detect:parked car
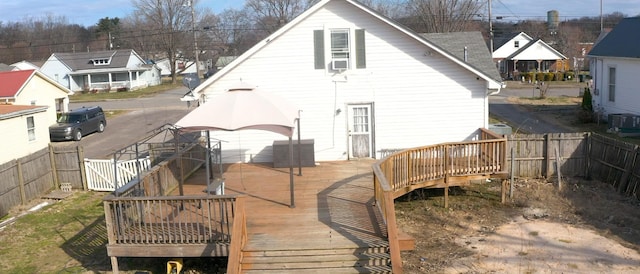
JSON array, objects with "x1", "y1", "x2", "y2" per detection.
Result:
[{"x1": 49, "y1": 106, "x2": 106, "y2": 141}]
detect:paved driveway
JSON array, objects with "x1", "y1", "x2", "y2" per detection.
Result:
[
  {"x1": 52, "y1": 87, "x2": 196, "y2": 159},
  {"x1": 489, "y1": 83, "x2": 584, "y2": 134}
]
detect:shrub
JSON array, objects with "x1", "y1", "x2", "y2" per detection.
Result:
[
  {"x1": 536, "y1": 72, "x2": 545, "y2": 82},
  {"x1": 578, "y1": 87, "x2": 594, "y2": 123},
  {"x1": 565, "y1": 71, "x2": 575, "y2": 81},
  {"x1": 581, "y1": 87, "x2": 593, "y2": 111},
  {"x1": 544, "y1": 73, "x2": 554, "y2": 81}
]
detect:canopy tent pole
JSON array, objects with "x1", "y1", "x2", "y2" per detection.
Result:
[
  {"x1": 289, "y1": 136, "x2": 295, "y2": 208},
  {"x1": 205, "y1": 130, "x2": 211, "y2": 195},
  {"x1": 297, "y1": 117, "x2": 302, "y2": 176}
]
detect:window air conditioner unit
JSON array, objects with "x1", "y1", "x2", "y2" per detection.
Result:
[{"x1": 331, "y1": 58, "x2": 349, "y2": 70}]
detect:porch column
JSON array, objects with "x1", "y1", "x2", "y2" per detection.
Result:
[
  {"x1": 512, "y1": 60, "x2": 519, "y2": 80},
  {"x1": 87, "y1": 74, "x2": 92, "y2": 90},
  {"x1": 108, "y1": 73, "x2": 113, "y2": 91},
  {"x1": 537, "y1": 60, "x2": 542, "y2": 72},
  {"x1": 129, "y1": 71, "x2": 133, "y2": 89}
]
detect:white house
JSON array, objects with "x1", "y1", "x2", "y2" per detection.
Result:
[
  {"x1": 493, "y1": 32, "x2": 567, "y2": 79},
  {"x1": 10, "y1": 60, "x2": 41, "y2": 71},
  {"x1": 190, "y1": 0, "x2": 503, "y2": 163},
  {"x1": 588, "y1": 17, "x2": 640, "y2": 119},
  {"x1": 0, "y1": 69, "x2": 70, "y2": 125},
  {"x1": 40, "y1": 49, "x2": 161, "y2": 93},
  {"x1": 0, "y1": 105, "x2": 51, "y2": 164}
]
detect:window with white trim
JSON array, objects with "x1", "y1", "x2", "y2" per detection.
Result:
[
  {"x1": 331, "y1": 29, "x2": 350, "y2": 60},
  {"x1": 314, "y1": 29, "x2": 366, "y2": 70},
  {"x1": 514, "y1": 41, "x2": 520, "y2": 48},
  {"x1": 27, "y1": 116, "x2": 35, "y2": 141},
  {"x1": 608, "y1": 66, "x2": 616, "y2": 102}
]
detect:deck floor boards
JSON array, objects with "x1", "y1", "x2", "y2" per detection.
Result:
[{"x1": 180, "y1": 160, "x2": 389, "y2": 252}]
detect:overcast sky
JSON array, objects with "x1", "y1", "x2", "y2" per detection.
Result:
[{"x1": 0, "y1": 0, "x2": 637, "y2": 27}]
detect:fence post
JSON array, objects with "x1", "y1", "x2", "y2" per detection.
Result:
[
  {"x1": 585, "y1": 132, "x2": 592, "y2": 179},
  {"x1": 78, "y1": 146, "x2": 88, "y2": 191},
  {"x1": 16, "y1": 160, "x2": 26, "y2": 205},
  {"x1": 545, "y1": 133, "x2": 552, "y2": 178},
  {"x1": 48, "y1": 144, "x2": 59, "y2": 189}
]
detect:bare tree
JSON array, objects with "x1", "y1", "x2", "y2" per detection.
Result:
[
  {"x1": 244, "y1": 0, "x2": 311, "y2": 34},
  {"x1": 130, "y1": 0, "x2": 194, "y2": 84},
  {"x1": 402, "y1": 0, "x2": 486, "y2": 33}
]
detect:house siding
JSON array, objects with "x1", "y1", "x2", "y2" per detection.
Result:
[
  {"x1": 591, "y1": 57, "x2": 640, "y2": 116},
  {"x1": 13, "y1": 75, "x2": 69, "y2": 125},
  {"x1": 40, "y1": 56, "x2": 72, "y2": 89},
  {"x1": 0, "y1": 110, "x2": 50, "y2": 165},
  {"x1": 200, "y1": 0, "x2": 489, "y2": 163}
]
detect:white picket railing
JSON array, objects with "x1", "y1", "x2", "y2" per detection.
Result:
[{"x1": 84, "y1": 157, "x2": 151, "y2": 191}]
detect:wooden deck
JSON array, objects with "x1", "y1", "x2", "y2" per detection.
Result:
[{"x1": 181, "y1": 159, "x2": 390, "y2": 252}]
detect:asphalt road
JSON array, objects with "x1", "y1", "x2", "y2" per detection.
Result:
[
  {"x1": 52, "y1": 87, "x2": 196, "y2": 159},
  {"x1": 489, "y1": 83, "x2": 584, "y2": 134}
]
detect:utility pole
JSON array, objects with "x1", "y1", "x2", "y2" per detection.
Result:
[
  {"x1": 188, "y1": 0, "x2": 201, "y2": 79},
  {"x1": 488, "y1": 0, "x2": 493, "y2": 53},
  {"x1": 600, "y1": 0, "x2": 603, "y2": 31}
]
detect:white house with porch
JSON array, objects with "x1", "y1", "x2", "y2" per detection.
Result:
[
  {"x1": 189, "y1": 0, "x2": 503, "y2": 164},
  {"x1": 493, "y1": 32, "x2": 567, "y2": 79},
  {"x1": 40, "y1": 49, "x2": 161, "y2": 93}
]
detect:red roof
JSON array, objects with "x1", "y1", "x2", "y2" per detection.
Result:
[{"x1": 0, "y1": 70, "x2": 35, "y2": 98}]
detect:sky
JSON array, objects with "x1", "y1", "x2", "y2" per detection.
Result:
[{"x1": 0, "y1": 0, "x2": 638, "y2": 27}]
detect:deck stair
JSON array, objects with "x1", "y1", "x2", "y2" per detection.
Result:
[{"x1": 241, "y1": 242, "x2": 393, "y2": 273}]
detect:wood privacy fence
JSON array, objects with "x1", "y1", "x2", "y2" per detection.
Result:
[
  {"x1": 508, "y1": 132, "x2": 640, "y2": 200},
  {"x1": 0, "y1": 144, "x2": 85, "y2": 217}
]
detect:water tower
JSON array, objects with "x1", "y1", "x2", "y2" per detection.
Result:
[{"x1": 547, "y1": 10, "x2": 559, "y2": 34}]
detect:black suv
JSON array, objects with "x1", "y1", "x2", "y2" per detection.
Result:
[{"x1": 49, "y1": 106, "x2": 106, "y2": 141}]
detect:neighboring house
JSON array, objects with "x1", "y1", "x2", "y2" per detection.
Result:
[
  {"x1": 155, "y1": 58, "x2": 204, "y2": 77},
  {"x1": 191, "y1": 0, "x2": 503, "y2": 163},
  {"x1": 0, "y1": 63, "x2": 13, "y2": 72},
  {"x1": 10, "y1": 60, "x2": 41, "y2": 71},
  {"x1": 39, "y1": 49, "x2": 161, "y2": 93},
  {"x1": 587, "y1": 17, "x2": 640, "y2": 118},
  {"x1": 0, "y1": 105, "x2": 51, "y2": 165},
  {"x1": 0, "y1": 69, "x2": 70, "y2": 124},
  {"x1": 493, "y1": 32, "x2": 567, "y2": 79}
]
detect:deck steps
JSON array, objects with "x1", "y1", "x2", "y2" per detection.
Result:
[{"x1": 241, "y1": 245, "x2": 392, "y2": 273}]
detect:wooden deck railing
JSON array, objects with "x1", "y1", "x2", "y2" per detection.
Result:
[
  {"x1": 226, "y1": 196, "x2": 247, "y2": 274},
  {"x1": 104, "y1": 194, "x2": 241, "y2": 257},
  {"x1": 372, "y1": 128, "x2": 507, "y2": 273}
]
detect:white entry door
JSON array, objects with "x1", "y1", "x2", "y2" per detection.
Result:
[{"x1": 347, "y1": 104, "x2": 373, "y2": 158}]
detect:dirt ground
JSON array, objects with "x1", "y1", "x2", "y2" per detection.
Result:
[
  {"x1": 397, "y1": 95, "x2": 640, "y2": 273},
  {"x1": 396, "y1": 177, "x2": 640, "y2": 273}
]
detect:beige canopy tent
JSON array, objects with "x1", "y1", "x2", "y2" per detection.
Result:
[{"x1": 175, "y1": 83, "x2": 302, "y2": 208}]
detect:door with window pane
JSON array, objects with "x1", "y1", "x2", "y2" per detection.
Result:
[{"x1": 347, "y1": 104, "x2": 373, "y2": 158}]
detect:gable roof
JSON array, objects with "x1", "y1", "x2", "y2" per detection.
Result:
[
  {"x1": 588, "y1": 17, "x2": 640, "y2": 58},
  {"x1": 493, "y1": 32, "x2": 533, "y2": 49},
  {"x1": 52, "y1": 49, "x2": 143, "y2": 71},
  {"x1": 0, "y1": 104, "x2": 48, "y2": 120},
  {"x1": 194, "y1": 0, "x2": 503, "y2": 94},
  {"x1": 0, "y1": 69, "x2": 71, "y2": 98},
  {"x1": 0, "y1": 70, "x2": 33, "y2": 98},
  {"x1": 505, "y1": 39, "x2": 567, "y2": 60},
  {"x1": 421, "y1": 32, "x2": 501, "y2": 82}
]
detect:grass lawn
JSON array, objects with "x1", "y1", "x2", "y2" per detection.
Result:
[
  {"x1": 0, "y1": 191, "x2": 226, "y2": 273},
  {"x1": 70, "y1": 80, "x2": 183, "y2": 103}
]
